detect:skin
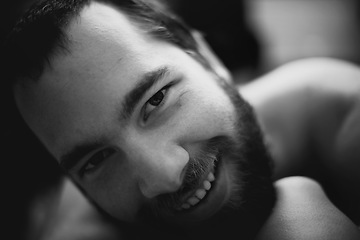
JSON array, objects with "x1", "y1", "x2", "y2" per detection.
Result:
[
  {"x1": 15, "y1": 2, "x2": 241, "y2": 224},
  {"x1": 240, "y1": 57, "x2": 360, "y2": 210},
  {"x1": 13, "y1": 1, "x2": 360, "y2": 239},
  {"x1": 28, "y1": 177, "x2": 360, "y2": 240},
  {"x1": 256, "y1": 177, "x2": 360, "y2": 240}
]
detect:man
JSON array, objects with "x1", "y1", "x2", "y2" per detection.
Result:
[{"x1": 3, "y1": 0, "x2": 360, "y2": 239}]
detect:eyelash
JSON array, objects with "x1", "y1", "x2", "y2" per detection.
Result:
[
  {"x1": 80, "y1": 148, "x2": 116, "y2": 176},
  {"x1": 143, "y1": 86, "x2": 170, "y2": 121}
]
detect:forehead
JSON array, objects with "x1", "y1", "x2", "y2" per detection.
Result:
[
  {"x1": 14, "y1": 2, "x2": 183, "y2": 157},
  {"x1": 65, "y1": 2, "x2": 159, "y2": 72},
  {"x1": 68, "y1": 2, "x2": 149, "y2": 61}
]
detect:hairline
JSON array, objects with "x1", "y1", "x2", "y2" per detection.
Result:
[{"x1": 8, "y1": 0, "x2": 205, "y2": 87}]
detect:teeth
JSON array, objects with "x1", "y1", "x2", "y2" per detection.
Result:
[
  {"x1": 181, "y1": 203, "x2": 191, "y2": 209},
  {"x1": 208, "y1": 172, "x2": 215, "y2": 182},
  {"x1": 180, "y1": 171, "x2": 216, "y2": 210},
  {"x1": 203, "y1": 180, "x2": 211, "y2": 190},
  {"x1": 195, "y1": 189, "x2": 206, "y2": 199},
  {"x1": 188, "y1": 197, "x2": 200, "y2": 205}
]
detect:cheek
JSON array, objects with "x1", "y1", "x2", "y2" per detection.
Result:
[
  {"x1": 177, "y1": 84, "x2": 236, "y2": 139},
  {"x1": 83, "y1": 160, "x2": 141, "y2": 221}
]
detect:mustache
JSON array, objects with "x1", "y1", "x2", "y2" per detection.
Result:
[{"x1": 140, "y1": 136, "x2": 235, "y2": 219}]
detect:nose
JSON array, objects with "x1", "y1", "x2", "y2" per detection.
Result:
[{"x1": 131, "y1": 142, "x2": 189, "y2": 199}]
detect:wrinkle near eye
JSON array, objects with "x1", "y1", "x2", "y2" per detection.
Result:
[{"x1": 178, "y1": 90, "x2": 191, "y2": 104}]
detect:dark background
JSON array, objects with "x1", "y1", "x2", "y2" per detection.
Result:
[{"x1": 2, "y1": 1, "x2": 359, "y2": 239}]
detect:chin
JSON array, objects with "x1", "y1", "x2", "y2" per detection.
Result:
[{"x1": 157, "y1": 149, "x2": 243, "y2": 225}]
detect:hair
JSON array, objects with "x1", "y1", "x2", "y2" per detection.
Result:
[
  {"x1": 2, "y1": 2, "x2": 274, "y2": 239},
  {"x1": 0, "y1": 2, "x2": 206, "y2": 239},
  {"x1": 1, "y1": 0, "x2": 204, "y2": 88}
]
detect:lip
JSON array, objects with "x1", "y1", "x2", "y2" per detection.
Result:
[
  {"x1": 176, "y1": 158, "x2": 218, "y2": 208},
  {"x1": 170, "y1": 154, "x2": 232, "y2": 224}
]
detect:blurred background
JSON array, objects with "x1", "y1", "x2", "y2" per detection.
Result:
[
  {"x1": 2, "y1": 0, "x2": 359, "y2": 239},
  {"x1": 168, "y1": 0, "x2": 360, "y2": 83},
  {"x1": 1, "y1": 0, "x2": 360, "y2": 82},
  {"x1": 247, "y1": 0, "x2": 360, "y2": 74}
]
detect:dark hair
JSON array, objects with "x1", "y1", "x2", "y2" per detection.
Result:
[
  {"x1": 1, "y1": 0, "x2": 200, "y2": 86},
  {"x1": 1, "y1": 2, "x2": 202, "y2": 239}
]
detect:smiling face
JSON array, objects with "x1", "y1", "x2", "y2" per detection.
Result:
[{"x1": 14, "y1": 1, "x2": 273, "y2": 231}]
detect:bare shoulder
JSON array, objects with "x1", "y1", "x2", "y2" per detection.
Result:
[
  {"x1": 240, "y1": 57, "x2": 360, "y2": 222},
  {"x1": 240, "y1": 57, "x2": 360, "y2": 107},
  {"x1": 239, "y1": 58, "x2": 360, "y2": 176},
  {"x1": 255, "y1": 176, "x2": 360, "y2": 240}
]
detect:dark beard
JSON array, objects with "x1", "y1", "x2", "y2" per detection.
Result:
[
  {"x1": 123, "y1": 80, "x2": 276, "y2": 240},
  {"x1": 143, "y1": 136, "x2": 226, "y2": 217}
]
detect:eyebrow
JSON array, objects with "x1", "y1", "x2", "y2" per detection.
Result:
[
  {"x1": 121, "y1": 66, "x2": 169, "y2": 120},
  {"x1": 59, "y1": 67, "x2": 170, "y2": 172}
]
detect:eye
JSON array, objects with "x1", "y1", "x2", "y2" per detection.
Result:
[
  {"x1": 143, "y1": 87, "x2": 168, "y2": 120},
  {"x1": 80, "y1": 148, "x2": 116, "y2": 176},
  {"x1": 149, "y1": 89, "x2": 165, "y2": 106}
]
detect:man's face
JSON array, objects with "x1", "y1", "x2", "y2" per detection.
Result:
[{"x1": 14, "y1": 2, "x2": 271, "y2": 226}]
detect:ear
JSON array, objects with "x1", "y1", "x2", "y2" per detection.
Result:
[{"x1": 191, "y1": 30, "x2": 232, "y2": 83}]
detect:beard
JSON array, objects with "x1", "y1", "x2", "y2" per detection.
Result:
[{"x1": 123, "y1": 79, "x2": 276, "y2": 240}]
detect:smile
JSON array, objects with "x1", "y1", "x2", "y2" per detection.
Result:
[
  {"x1": 179, "y1": 170, "x2": 216, "y2": 210},
  {"x1": 150, "y1": 140, "x2": 235, "y2": 224},
  {"x1": 176, "y1": 152, "x2": 222, "y2": 213}
]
